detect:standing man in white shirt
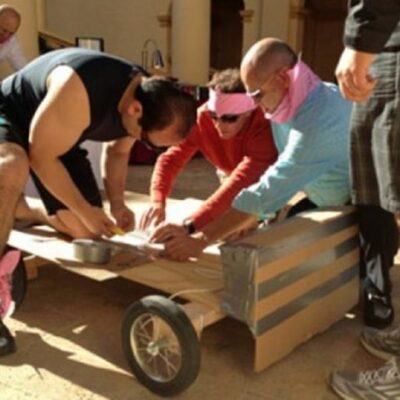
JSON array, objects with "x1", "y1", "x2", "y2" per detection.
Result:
[{"x1": 0, "y1": 5, "x2": 27, "y2": 71}]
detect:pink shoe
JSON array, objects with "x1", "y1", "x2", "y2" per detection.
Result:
[{"x1": 0, "y1": 250, "x2": 21, "y2": 319}]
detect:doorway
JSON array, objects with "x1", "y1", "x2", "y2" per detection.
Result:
[
  {"x1": 210, "y1": 0, "x2": 244, "y2": 74},
  {"x1": 301, "y1": 0, "x2": 347, "y2": 82}
]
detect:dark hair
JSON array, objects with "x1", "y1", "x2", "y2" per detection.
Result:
[
  {"x1": 207, "y1": 68, "x2": 245, "y2": 93},
  {"x1": 135, "y1": 77, "x2": 197, "y2": 138}
]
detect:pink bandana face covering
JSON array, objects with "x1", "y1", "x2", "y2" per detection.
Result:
[
  {"x1": 207, "y1": 89, "x2": 257, "y2": 116},
  {"x1": 264, "y1": 61, "x2": 320, "y2": 124}
]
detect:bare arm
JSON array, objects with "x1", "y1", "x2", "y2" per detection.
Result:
[
  {"x1": 29, "y1": 66, "x2": 116, "y2": 237},
  {"x1": 102, "y1": 137, "x2": 136, "y2": 230}
]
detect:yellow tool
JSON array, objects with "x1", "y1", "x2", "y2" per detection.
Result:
[{"x1": 112, "y1": 226, "x2": 125, "y2": 236}]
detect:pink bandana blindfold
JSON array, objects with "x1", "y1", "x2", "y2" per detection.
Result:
[{"x1": 207, "y1": 89, "x2": 257, "y2": 116}]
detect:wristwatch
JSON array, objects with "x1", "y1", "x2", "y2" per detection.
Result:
[{"x1": 183, "y1": 219, "x2": 196, "y2": 235}]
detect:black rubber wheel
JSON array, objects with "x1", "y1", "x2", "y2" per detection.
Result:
[
  {"x1": 11, "y1": 253, "x2": 27, "y2": 311},
  {"x1": 121, "y1": 295, "x2": 201, "y2": 397}
]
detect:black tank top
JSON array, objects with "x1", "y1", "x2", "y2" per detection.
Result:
[{"x1": 0, "y1": 48, "x2": 144, "y2": 145}]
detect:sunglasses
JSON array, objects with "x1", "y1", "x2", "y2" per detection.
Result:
[{"x1": 208, "y1": 112, "x2": 240, "y2": 124}]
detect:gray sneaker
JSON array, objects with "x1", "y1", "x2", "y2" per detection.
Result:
[
  {"x1": 330, "y1": 358, "x2": 400, "y2": 399},
  {"x1": 361, "y1": 327, "x2": 400, "y2": 361}
]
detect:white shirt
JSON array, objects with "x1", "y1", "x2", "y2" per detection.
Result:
[{"x1": 0, "y1": 35, "x2": 27, "y2": 71}]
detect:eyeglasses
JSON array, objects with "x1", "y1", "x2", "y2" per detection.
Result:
[
  {"x1": 247, "y1": 73, "x2": 277, "y2": 102},
  {"x1": 208, "y1": 112, "x2": 240, "y2": 124},
  {"x1": 247, "y1": 68, "x2": 288, "y2": 102}
]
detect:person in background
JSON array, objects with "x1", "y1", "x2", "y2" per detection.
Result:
[
  {"x1": 139, "y1": 68, "x2": 277, "y2": 236},
  {"x1": 330, "y1": 1, "x2": 400, "y2": 399},
  {"x1": 0, "y1": 4, "x2": 27, "y2": 71}
]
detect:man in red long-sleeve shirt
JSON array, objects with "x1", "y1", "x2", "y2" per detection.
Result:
[{"x1": 139, "y1": 68, "x2": 277, "y2": 234}]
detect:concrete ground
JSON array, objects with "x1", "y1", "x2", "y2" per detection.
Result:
[{"x1": 1, "y1": 157, "x2": 399, "y2": 400}]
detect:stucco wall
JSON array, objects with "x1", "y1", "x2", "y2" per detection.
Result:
[
  {"x1": 43, "y1": 0, "x2": 299, "y2": 82},
  {"x1": 45, "y1": 0, "x2": 170, "y2": 65},
  {"x1": 242, "y1": 0, "x2": 291, "y2": 56},
  {"x1": 261, "y1": 0, "x2": 290, "y2": 41}
]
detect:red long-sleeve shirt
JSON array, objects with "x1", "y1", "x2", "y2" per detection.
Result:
[{"x1": 150, "y1": 106, "x2": 277, "y2": 229}]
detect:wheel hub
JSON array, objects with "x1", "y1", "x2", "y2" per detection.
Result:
[
  {"x1": 123, "y1": 297, "x2": 201, "y2": 394},
  {"x1": 147, "y1": 341, "x2": 160, "y2": 356}
]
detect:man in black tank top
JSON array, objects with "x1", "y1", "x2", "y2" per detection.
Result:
[{"x1": 0, "y1": 48, "x2": 196, "y2": 356}]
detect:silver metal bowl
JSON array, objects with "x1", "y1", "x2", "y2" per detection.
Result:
[{"x1": 72, "y1": 239, "x2": 112, "y2": 264}]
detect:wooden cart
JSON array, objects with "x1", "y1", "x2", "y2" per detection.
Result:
[{"x1": 8, "y1": 192, "x2": 359, "y2": 397}]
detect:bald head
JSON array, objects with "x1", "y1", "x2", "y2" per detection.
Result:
[
  {"x1": 240, "y1": 38, "x2": 298, "y2": 114},
  {"x1": 0, "y1": 4, "x2": 21, "y2": 43},
  {"x1": 241, "y1": 38, "x2": 297, "y2": 82},
  {"x1": 0, "y1": 4, "x2": 20, "y2": 17}
]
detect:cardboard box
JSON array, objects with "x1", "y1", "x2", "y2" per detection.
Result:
[{"x1": 220, "y1": 206, "x2": 359, "y2": 371}]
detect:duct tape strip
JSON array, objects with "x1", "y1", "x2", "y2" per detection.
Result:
[
  {"x1": 257, "y1": 236, "x2": 358, "y2": 300},
  {"x1": 254, "y1": 265, "x2": 358, "y2": 336}
]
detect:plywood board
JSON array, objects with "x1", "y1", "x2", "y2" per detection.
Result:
[
  {"x1": 9, "y1": 225, "x2": 224, "y2": 307},
  {"x1": 9, "y1": 227, "x2": 152, "y2": 281},
  {"x1": 9, "y1": 195, "x2": 221, "y2": 292}
]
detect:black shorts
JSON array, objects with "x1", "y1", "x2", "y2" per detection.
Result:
[
  {"x1": 0, "y1": 114, "x2": 102, "y2": 215},
  {"x1": 0, "y1": 114, "x2": 28, "y2": 149}
]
